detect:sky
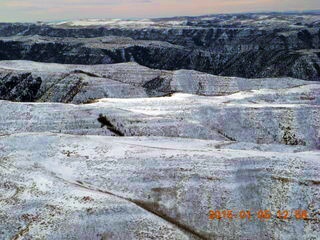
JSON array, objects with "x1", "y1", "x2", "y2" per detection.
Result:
[{"x1": 0, "y1": 0, "x2": 319, "y2": 22}]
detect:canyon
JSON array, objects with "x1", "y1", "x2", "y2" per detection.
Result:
[{"x1": 0, "y1": 12, "x2": 319, "y2": 240}]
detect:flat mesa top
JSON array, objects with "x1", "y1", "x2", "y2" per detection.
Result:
[{"x1": 41, "y1": 12, "x2": 320, "y2": 29}]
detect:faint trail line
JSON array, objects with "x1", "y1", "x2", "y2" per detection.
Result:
[{"x1": 42, "y1": 166, "x2": 207, "y2": 240}]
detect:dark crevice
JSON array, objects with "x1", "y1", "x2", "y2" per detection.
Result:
[
  {"x1": 216, "y1": 130, "x2": 236, "y2": 141},
  {"x1": 61, "y1": 78, "x2": 88, "y2": 103},
  {"x1": 97, "y1": 114, "x2": 124, "y2": 136},
  {"x1": 71, "y1": 69, "x2": 102, "y2": 78},
  {"x1": 133, "y1": 200, "x2": 207, "y2": 240}
]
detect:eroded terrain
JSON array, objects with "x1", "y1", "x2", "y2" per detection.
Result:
[
  {"x1": 0, "y1": 12, "x2": 320, "y2": 80},
  {"x1": 0, "y1": 12, "x2": 320, "y2": 240}
]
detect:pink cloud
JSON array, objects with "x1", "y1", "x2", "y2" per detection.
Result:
[{"x1": 0, "y1": 0, "x2": 319, "y2": 22}]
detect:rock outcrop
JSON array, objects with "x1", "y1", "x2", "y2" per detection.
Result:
[
  {"x1": 0, "y1": 81, "x2": 319, "y2": 147},
  {"x1": 0, "y1": 60, "x2": 317, "y2": 102}
]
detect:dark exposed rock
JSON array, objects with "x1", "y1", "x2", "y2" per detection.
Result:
[
  {"x1": 0, "y1": 72, "x2": 42, "y2": 102},
  {"x1": 0, "y1": 13, "x2": 319, "y2": 81},
  {"x1": 0, "y1": 60, "x2": 317, "y2": 103}
]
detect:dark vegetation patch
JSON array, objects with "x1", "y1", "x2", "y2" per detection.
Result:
[{"x1": 280, "y1": 125, "x2": 306, "y2": 146}]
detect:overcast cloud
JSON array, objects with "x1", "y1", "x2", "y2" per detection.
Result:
[{"x1": 0, "y1": 0, "x2": 319, "y2": 22}]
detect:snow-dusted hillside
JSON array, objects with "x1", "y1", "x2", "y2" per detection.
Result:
[{"x1": 0, "y1": 11, "x2": 320, "y2": 239}]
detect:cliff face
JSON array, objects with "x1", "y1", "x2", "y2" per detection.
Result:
[{"x1": 0, "y1": 13, "x2": 319, "y2": 80}]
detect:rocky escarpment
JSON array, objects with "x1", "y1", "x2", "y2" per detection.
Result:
[
  {"x1": 0, "y1": 61, "x2": 319, "y2": 147},
  {"x1": 0, "y1": 13, "x2": 319, "y2": 80},
  {"x1": 0, "y1": 60, "x2": 317, "y2": 103}
]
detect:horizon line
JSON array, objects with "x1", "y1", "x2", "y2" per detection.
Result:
[{"x1": 1, "y1": 8, "x2": 319, "y2": 24}]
